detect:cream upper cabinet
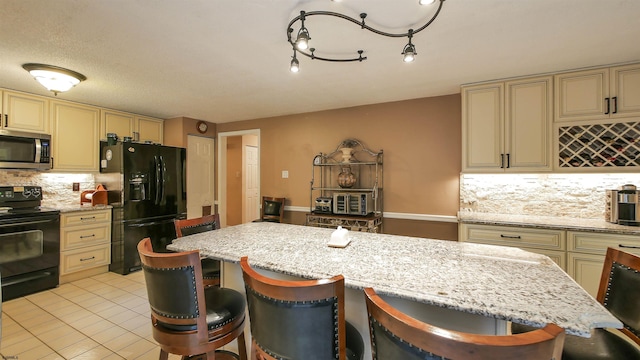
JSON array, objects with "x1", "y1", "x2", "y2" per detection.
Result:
[
  {"x1": 462, "y1": 75, "x2": 553, "y2": 172},
  {"x1": 101, "y1": 109, "x2": 135, "y2": 139},
  {"x1": 136, "y1": 115, "x2": 163, "y2": 144},
  {"x1": 555, "y1": 63, "x2": 640, "y2": 122},
  {"x1": 51, "y1": 100, "x2": 100, "y2": 172},
  {"x1": 99, "y1": 110, "x2": 163, "y2": 144},
  {"x1": 1, "y1": 90, "x2": 49, "y2": 133}
]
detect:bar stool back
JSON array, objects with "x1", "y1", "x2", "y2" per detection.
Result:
[
  {"x1": 364, "y1": 287, "x2": 565, "y2": 360},
  {"x1": 240, "y1": 256, "x2": 363, "y2": 360},
  {"x1": 174, "y1": 214, "x2": 221, "y2": 287}
]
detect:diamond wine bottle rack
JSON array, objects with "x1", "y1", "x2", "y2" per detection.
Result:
[{"x1": 558, "y1": 121, "x2": 640, "y2": 168}]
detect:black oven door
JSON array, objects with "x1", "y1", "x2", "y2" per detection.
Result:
[{"x1": 0, "y1": 212, "x2": 60, "y2": 301}]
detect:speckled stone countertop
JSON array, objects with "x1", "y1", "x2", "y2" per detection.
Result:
[
  {"x1": 167, "y1": 222, "x2": 621, "y2": 337},
  {"x1": 458, "y1": 211, "x2": 640, "y2": 235},
  {"x1": 53, "y1": 204, "x2": 112, "y2": 213}
]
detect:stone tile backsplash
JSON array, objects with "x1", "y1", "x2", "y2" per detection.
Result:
[
  {"x1": 0, "y1": 170, "x2": 95, "y2": 208},
  {"x1": 460, "y1": 173, "x2": 640, "y2": 219}
]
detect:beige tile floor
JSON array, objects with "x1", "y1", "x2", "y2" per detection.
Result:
[{"x1": 0, "y1": 271, "x2": 184, "y2": 359}]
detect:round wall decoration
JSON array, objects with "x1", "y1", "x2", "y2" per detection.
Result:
[{"x1": 196, "y1": 121, "x2": 208, "y2": 134}]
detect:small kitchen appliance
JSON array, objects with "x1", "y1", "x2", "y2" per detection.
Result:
[
  {"x1": 314, "y1": 197, "x2": 333, "y2": 214},
  {"x1": 333, "y1": 192, "x2": 374, "y2": 216},
  {"x1": 0, "y1": 129, "x2": 52, "y2": 170},
  {"x1": 606, "y1": 184, "x2": 640, "y2": 226}
]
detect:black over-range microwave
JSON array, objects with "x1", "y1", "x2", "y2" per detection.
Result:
[{"x1": 0, "y1": 129, "x2": 52, "y2": 170}]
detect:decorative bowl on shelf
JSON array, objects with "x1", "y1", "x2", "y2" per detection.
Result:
[{"x1": 337, "y1": 167, "x2": 356, "y2": 188}]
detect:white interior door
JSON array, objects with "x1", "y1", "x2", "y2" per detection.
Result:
[
  {"x1": 243, "y1": 144, "x2": 259, "y2": 223},
  {"x1": 187, "y1": 135, "x2": 215, "y2": 219}
]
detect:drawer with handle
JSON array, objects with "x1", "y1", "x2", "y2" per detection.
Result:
[
  {"x1": 460, "y1": 224, "x2": 565, "y2": 250},
  {"x1": 61, "y1": 223, "x2": 110, "y2": 250},
  {"x1": 60, "y1": 243, "x2": 111, "y2": 275},
  {"x1": 61, "y1": 209, "x2": 110, "y2": 226},
  {"x1": 567, "y1": 231, "x2": 640, "y2": 256}
]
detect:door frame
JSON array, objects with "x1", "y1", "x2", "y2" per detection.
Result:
[{"x1": 217, "y1": 129, "x2": 260, "y2": 228}]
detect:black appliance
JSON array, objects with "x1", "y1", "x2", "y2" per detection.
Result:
[
  {"x1": 0, "y1": 186, "x2": 60, "y2": 301},
  {"x1": 96, "y1": 142, "x2": 186, "y2": 275},
  {"x1": 0, "y1": 129, "x2": 52, "y2": 170}
]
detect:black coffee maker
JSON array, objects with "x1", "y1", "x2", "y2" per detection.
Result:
[{"x1": 607, "y1": 184, "x2": 640, "y2": 226}]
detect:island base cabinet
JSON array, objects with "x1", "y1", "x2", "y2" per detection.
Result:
[
  {"x1": 567, "y1": 252, "x2": 605, "y2": 298},
  {"x1": 220, "y1": 261, "x2": 507, "y2": 360}
]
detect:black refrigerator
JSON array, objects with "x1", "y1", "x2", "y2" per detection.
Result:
[{"x1": 96, "y1": 142, "x2": 186, "y2": 275}]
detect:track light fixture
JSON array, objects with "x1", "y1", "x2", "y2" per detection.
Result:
[
  {"x1": 22, "y1": 63, "x2": 86, "y2": 95},
  {"x1": 287, "y1": 0, "x2": 445, "y2": 72}
]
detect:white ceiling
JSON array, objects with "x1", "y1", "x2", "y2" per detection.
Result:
[{"x1": 1, "y1": 0, "x2": 639, "y2": 123}]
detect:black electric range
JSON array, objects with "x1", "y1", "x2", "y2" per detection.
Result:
[{"x1": 0, "y1": 186, "x2": 61, "y2": 301}]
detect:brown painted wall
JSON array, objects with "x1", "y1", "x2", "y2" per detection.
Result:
[{"x1": 217, "y1": 94, "x2": 461, "y2": 240}]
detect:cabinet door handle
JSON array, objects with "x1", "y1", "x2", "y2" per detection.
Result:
[
  {"x1": 500, "y1": 234, "x2": 521, "y2": 239},
  {"x1": 80, "y1": 256, "x2": 96, "y2": 262},
  {"x1": 605, "y1": 97, "x2": 610, "y2": 115},
  {"x1": 4, "y1": 114, "x2": 7, "y2": 127},
  {"x1": 500, "y1": 154, "x2": 505, "y2": 168},
  {"x1": 612, "y1": 96, "x2": 618, "y2": 114},
  {"x1": 506, "y1": 154, "x2": 510, "y2": 168},
  {"x1": 619, "y1": 244, "x2": 640, "y2": 249}
]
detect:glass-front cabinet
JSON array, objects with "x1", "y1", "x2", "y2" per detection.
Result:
[{"x1": 306, "y1": 138, "x2": 383, "y2": 232}]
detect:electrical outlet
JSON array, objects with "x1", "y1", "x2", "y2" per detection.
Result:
[{"x1": 72, "y1": 183, "x2": 80, "y2": 191}]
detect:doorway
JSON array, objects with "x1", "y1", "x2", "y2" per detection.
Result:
[
  {"x1": 218, "y1": 129, "x2": 260, "y2": 227},
  {"x1": 186, "y1": 135, "x2": 216, "y2": 219}
]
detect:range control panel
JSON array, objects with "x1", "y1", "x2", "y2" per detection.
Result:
[{"x1": 0, "y1": 186, "x2": 43, "y2": 202}]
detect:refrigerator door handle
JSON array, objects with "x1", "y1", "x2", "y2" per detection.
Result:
[
  {"x1": 160, "y1": 155, "x2": 166, "y2": 205},
  {"x1": 154, "y1": 155, "x2": 161, "y2": 205},
  {"x1": 127, "y1": 218, "x2": 176, "y2": 228}
]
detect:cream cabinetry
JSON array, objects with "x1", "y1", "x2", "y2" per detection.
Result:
[
  {"x1": 462, "y1": 76, "x2": 553, "y2": 172},
  {"x1": 50, "y1": 100, "x2": 101, "y2": 172},
  {"x1": 60, "y1": 209, "x2": 112, "y2": 283},
  {"x1": 0, "y1": 90, "x2": 49, "y2": 133},
  {"x1": 567, "y1": 231, "x2": 640, "y2": 297},
  {"x1": 100, "y1": 109, "x2": 164, "y2": 144},
  {"x1": 555, "y1": 63, "x2": 640, "y2": 122},
  {"x1": 459, "y1": 223, "x2": 566, "y2": 268}
]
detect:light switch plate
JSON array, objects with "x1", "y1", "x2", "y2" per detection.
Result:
[{"x1": 282, "y1": 170, "x2": 289, "y2": 178}]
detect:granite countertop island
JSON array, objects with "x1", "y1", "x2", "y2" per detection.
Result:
[{"x1": 168, "y1": 222, "x2": 621, "y2": 337}]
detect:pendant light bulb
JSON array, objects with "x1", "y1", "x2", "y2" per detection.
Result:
[
  {"x1": 290, "y1": 52, "x2": 300, "y2": 73},
  {"x1": 419, "y1": 0, "x2": 436, "y2": 5},
  {"x1": 402, "y1": 30, "x2": 416, "y2": 63},
  {"x1": 296, "y1": 27, "x2": 310, "y2": 50}
]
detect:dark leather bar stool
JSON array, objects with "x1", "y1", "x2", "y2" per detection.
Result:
[
  {"x1": 138, "y1": 238, "x2": 248, "y2": 360},
  {"x1": 561, "y1": 247, "x2": 640, "y2": 360},
  {"x1": 240, "y1": 256, "x2": 364, "y2": 360},
  {"x1": 174, "y1": 214, "x2": 221, "y2": 287},
  {"x1": 364, "y1": 287, "x2": 565, "y2": 360}
]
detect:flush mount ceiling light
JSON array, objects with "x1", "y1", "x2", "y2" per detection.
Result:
[
  {"x1": 287, "y1": 0, "x2": 445, "y2": 72},
  {"x1": 22, "y1": 63, "x2": 86, "y2": 95}
]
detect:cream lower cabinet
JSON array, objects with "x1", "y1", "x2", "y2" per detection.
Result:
[
  {"x1": 60, "y1": 209, "x2": 112, "y2": 283},
  {"x1": 459, "y1": 224, "x2": 566, "y2": 269},
  {"x1": 567, "y1": 231, "x2": 640, "y2": 297},
  {"x1": 51, "y1": 100, "x2": 101, "y2": 172},
  {"x1": 462, "y1": 75, "x2": 553, "y2": 172}
]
